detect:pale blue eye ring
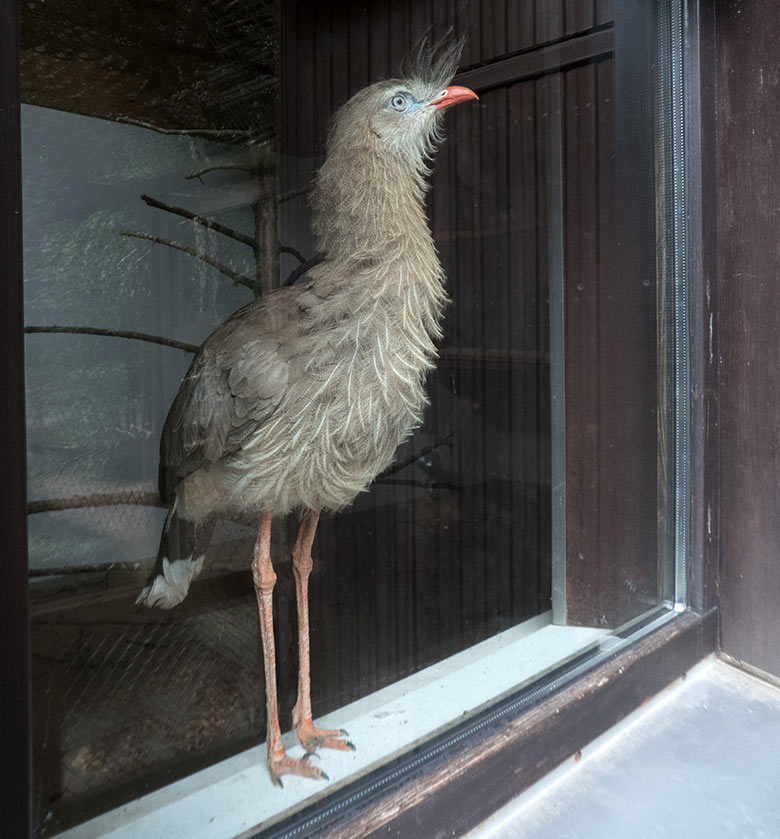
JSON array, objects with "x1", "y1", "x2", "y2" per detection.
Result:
[{"x1": 390, "y1": 93, "x2": 409, "y2": 112}]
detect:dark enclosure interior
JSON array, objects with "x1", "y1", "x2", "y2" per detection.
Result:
[
  {"x1": 21, "y1": 0, "x2": 666, "y2": 835},
  {"x1": 5, "y1": 0, "x2": 780, "y2": 837}
]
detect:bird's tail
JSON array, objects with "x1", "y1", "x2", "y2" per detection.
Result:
[{"x1": 136, "y1": 498, "x2": 206, "y2": 609}]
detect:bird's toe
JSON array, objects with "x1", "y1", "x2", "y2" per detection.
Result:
[
  {"x1": 268, "y1": 752, "x2": 328, "y2": 786},
  {"x1": 297, "y1": 721, "x2": 356, "y2": 753}
]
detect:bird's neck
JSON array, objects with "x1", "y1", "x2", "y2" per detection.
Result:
[{"x1": 310, "y1": 144, "x2": 447, "y2": 342}]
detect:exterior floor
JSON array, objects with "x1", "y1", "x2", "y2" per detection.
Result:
[{"x1": 468, "y1": 657, "x2": 780, "y2": 839}]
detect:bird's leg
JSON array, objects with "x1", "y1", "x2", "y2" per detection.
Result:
[
  {"x1": 252, "y1": 513, "x2": 325, "y2": 786},
  {"x1": 291, "y1": 509, "x2": 355, "y2": 754}
]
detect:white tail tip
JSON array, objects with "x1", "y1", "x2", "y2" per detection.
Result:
[{"x1": 136, "y1": 555, "x2": 205, "y2": 609}]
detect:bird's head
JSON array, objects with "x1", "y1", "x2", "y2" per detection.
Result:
[
  {"x1": 311, "y1": 36, "x2": 477, "y2": 264},
  {"x1": 362, "y1": 79, "x2": 478, "y2": 161},
  {"x1": 324, "y1": 36, "x2": 478, "y2": 173}
]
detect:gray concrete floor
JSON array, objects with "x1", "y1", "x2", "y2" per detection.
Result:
[{"x1": 468, "y1": 658, "x2": 780, "y2": 839}]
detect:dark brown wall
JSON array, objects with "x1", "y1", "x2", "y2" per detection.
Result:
[
  {"x1": 278, "y1": 0, "x2": 561, "y2": 708},
  {"x1": 564, "y1": 2, "x2": 660, "y2": 627},
  {"x1": 281, "y1": 0, "x2": 666, "y2": 634},
  {"x1": 716, "y1": 0, "x2": 780, "y2": 678}
]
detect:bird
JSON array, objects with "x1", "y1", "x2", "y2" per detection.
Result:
[{"x1": 136, "y1": 38, "x2": 478, "y2": 787}]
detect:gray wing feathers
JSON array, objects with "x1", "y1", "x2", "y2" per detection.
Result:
[{"x1": 160, "y1": 299, "x2": 292, "y2": 500}]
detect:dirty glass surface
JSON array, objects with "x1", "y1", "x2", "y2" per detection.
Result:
[{"x1": 22, "y1": 1, "x2": 681, "y2": 836}]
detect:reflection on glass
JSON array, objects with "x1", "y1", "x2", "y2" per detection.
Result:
[{"x1": 22, "y1": 1, "x2": 676, "y2": 835}]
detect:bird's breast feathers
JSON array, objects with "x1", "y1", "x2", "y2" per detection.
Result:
[{"x1": 223, "y1": 316, "x2": 436, "y2": 515}]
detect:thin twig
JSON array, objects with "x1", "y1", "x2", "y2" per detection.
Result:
[
  {"x1": 185, "y1": 164, "x2": 253, "y2": 181},
  {"x1": 281, "y1": 245, "x2": 307, "y2": 264},
  {"x1": 284, "y1": 254, "x2": 324, "y2": 286},
  {"x1": 120, "y1": 230, "x2": 255, "y2": 290},
  {"x1": 140, "y1": 194, "x2": 257, "y2": 249},
  {"x1": 27, "y1": 491, "x2": 164, "y2": 515},
  {"x1": 25, "y1": 325, "x2": 198, "y2": 353},
  {"x1": 30, "y1": 562, "x2": 133, "y2": 577},
  {"x1": 116, "y1": 117, "x2": 252, "y2": 141},
  {"x1": 377, "y1": 434, "x2": 454, "y2": 479},
  {"x1": 373, "y1": 478, "x2": 458, "y2": 490}
]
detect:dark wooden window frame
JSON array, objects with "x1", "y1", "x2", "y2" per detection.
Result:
[
  {"x1": 0, "y1": 1, "x2": 719, "y2": 838},
  {"x1": 284, "y1": 610, "x2": 718, "y2": 839},
  {"x1": 1, "y1": 1, "x2": 33, "y2": 838}
]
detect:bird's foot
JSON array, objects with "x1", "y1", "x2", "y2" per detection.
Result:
[
  {"x1": 296, "y1": 719, "x2": 356, "y2": 753},
  {"x1": 267, "y1": 749, "x2": 328, "y2": 788}
]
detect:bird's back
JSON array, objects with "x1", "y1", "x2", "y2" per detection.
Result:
[{"x1": 159, "y1": 286, "x2": 301, "y2": 512}]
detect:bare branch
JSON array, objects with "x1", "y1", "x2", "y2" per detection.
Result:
[
  {"x1": 116, "y1": 117, "x2": 252, "y2": 141},
  {"x1": 376, "y1": 434, "x2": 454, "y2": 479},
  {"x1": 185, "y1": 164, "x2": 253, "y2": 181},
  {"x1": 120, "y1": 230, "x2": 256, "y2": 291},
  {"x1": 28, "y1": 491, "x2": 164, "y2": 515},
  {"x1": 281, "y1": 245, "x2": 307, "y2": 264},
  {"x1": 284, "y1": 253, "x2": 324, "y2": 286},
  {"x1": 140, "y1": 194, "x2": 257, "y2": 249},
  {"x1": 25, "y1": 325, "x2": 198, "y2": 353},
  {"x1": 30, "y1": 561, "x2": 136, "y2": 577},
  {"x1": 373, "y1": 478, "x2": 458, "y2": 490}
]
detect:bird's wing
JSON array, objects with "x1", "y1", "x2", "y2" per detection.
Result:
[{"x1": 159, "y1": 293, "x2": 297, "y2": 501}]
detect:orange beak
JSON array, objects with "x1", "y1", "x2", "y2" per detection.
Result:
[{"x1": 430, "y1": 85, "x2": 479, "y2": 110}]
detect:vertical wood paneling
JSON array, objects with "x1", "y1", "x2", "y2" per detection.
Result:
[
  {"x1": 507, "y1": 1, "x2": 537, "y2": 52},
  {"x1": 533, "y1": 75, "x2": 554, "y2": 615},
  {"x1": 493, "y1": 86, "x2": 513, "y2": 620},
  {"x1": 368, "y1": 1, "x2": 391, "y2": 79},
  {"x1": 347, "y1": 4, "x2": 371, "y2": 94},
  {"x1": 312, "y1": 4, "x2": 332, "y2": 159},
  {"x1": 460, "y1": 0, "x2": 481, "y2": 67},
  {"x1": 563, "y1": 62, "x2": 601, "y2": 620},
  {"x1": 595, "y1": 0, "x2": 614, "y2": 26},
  {"x1": 431, "y1": 101, "x2": 462, "y2": 650},
  {"x1": 278, "y1": 0, "x2": 628, "y2": 715},
  {"x1": 716, "y1": 0, "x2": 780, "y2": 680},
  {"x1": 563, "y1": 3, "x2": 660, "y2": 626},
  {"x1": 481, "y1": 0, "x2": 506, "y2": 60},
  {"x1": 536, "y1": 0, "x2": 564, "y2": 44},
  {"x1": 565, "y1": 0, "x2": 595, "y2": 35}
]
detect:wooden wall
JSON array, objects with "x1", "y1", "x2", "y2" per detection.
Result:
[
  {"x1": 279, "y1": 0, "x2": 563, "y2": 707},
  {"x1": 279, "y1": 0, "x2": 663, "y2": 688},
  {"x1": 563, "y1": 0, "x2": 660, "y2": 626},
  {"x1": 715, "y1": 0, "x2": 780, "y2": 680}
]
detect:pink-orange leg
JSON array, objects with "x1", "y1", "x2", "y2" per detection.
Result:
[
  {"x1": 291, "y1": 509, "x2": 355, "y2": 755},
  {"x1": 252, "y1": 513, "x2": 324, "y2": 787}
]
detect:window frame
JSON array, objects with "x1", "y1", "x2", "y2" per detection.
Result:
[
  {"x1": 286, "y1": 611, "x2": 717, "y2": 839},
  {"x1": 1, "y1": 2, "x2": 33, "y2": 838},
  {"x1": 0, "y1": 0, "x2": 720, "y2": 836}
]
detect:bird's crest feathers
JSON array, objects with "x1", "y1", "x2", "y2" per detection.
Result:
[{"x1": 400, "y1": 31, "x2": 466, "y2": 92}]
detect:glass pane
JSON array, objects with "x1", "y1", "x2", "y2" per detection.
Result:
[{"x1": 21, "y1": 1, "x2": 682, "y2": 835}]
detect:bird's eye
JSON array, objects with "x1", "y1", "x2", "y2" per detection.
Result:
[{"x1": 390, "y1": 93, "x2": 409, "y2": 112}]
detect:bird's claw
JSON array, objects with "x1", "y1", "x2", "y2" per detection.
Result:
[
  {"x1": 267, "y1": 751, "x2": 328, "y2": 786},
  {"x1": 296, "y1": 720, "x2": 356, "y2": 753},
  {"x1": 334, "y1": 729, "x2": 355, "y2": 750}
]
